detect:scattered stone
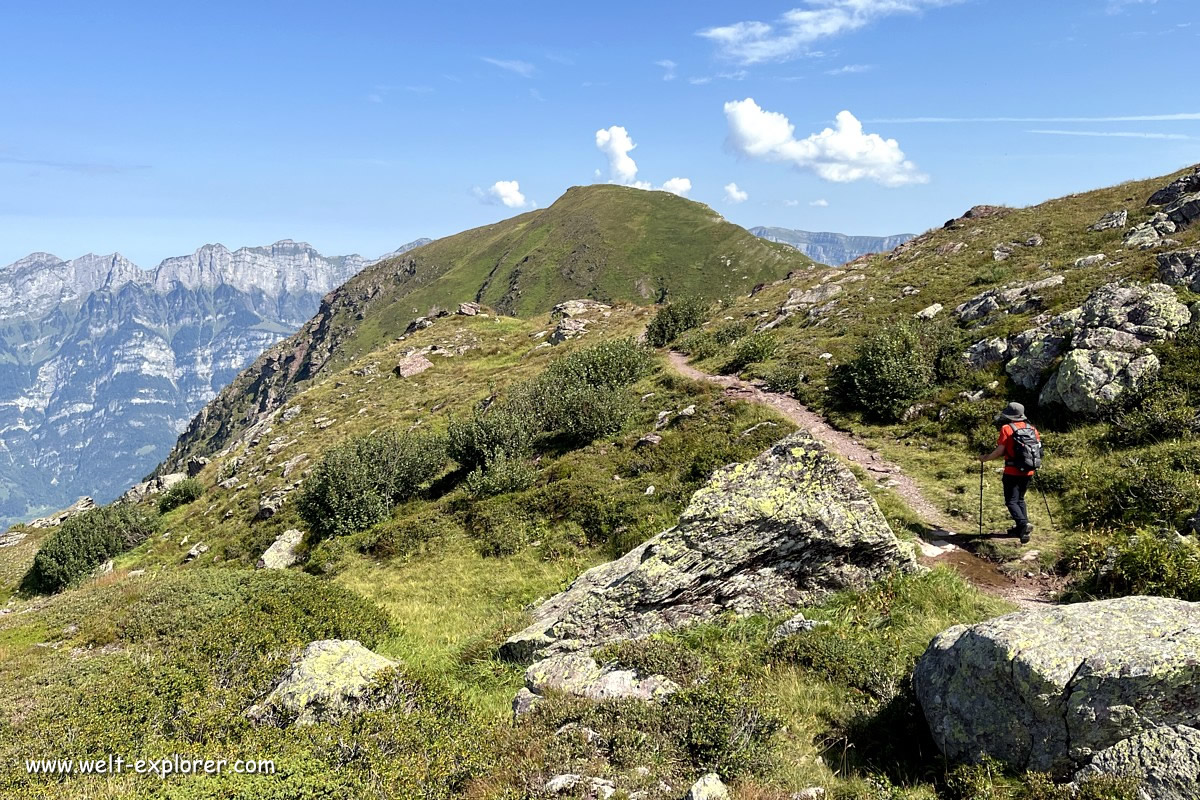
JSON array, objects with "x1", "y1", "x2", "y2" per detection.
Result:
[
  {"x1": 257, "y1": 529, "x2": 304, "y2": 570},
  {"x1": 992, "y1": 243, "x2": 1015, "y2": 261},
  {"x1": 944, "y1": 205, "x2": 1012, "y2": 229},
  {"x1": 686, "y1": 773, "x2": 730, "y2": 800},
  {"x1": 1073, "y1": 724, "x2": 1200, "y2": 800},
  {"x1": 94, "y1": 559, "x2": 114, "y2": 577},
  {"x1": 1157, "y1": 247, "x2": 1200, "y2": 292},
  {"x1": 501, "y1": 433, "x2": 919, "y2": 662},
  {"x1": 914, "y1": 596, "x2": 1200, "y2": 772},
  {"x1": 759, "y1": 284, "x2": 844, "y2": 330},
  {"x1": 636, "y1": 433, "x2": 662, "y2": 448},
  {"x1": 404, "y1": 316, "x2": 434, "y2": 334},
  {"x1": 550, "y1": 317, "x2": 590, "y2": 344},
  {"x1": 1073, "y1": 253, "x2": 1107, "y2": 269},
  {"x1": 1089, "y1": 209, "x2": 1128, "y2": 231},
  {"x1": 184, "y1": 543, "x2": 209, "y2": 562},
  {"x1": 514, "y1": 654, "x2": 678, "y2": 713},
  {"x1": 1025, "y1": 234, "x2": 1045, "y2": 247},
  {"x1": 1165, "y1": 192, "x2": 1200, "y2": 230},
  {"x1": 901, "y1": 402, "x2": 934, "y2": 422},
  {"x1": 247, "y1": 640, "x2": 402, "y2": 726},
  {"x1": 394, "y1": 354, "x2": 434, "y2": 378},
  {"x1": 281, "y1": 405, "x2": 302, "y2": 423},
  {"x1": 770, "y1": 613, "x2": 830, "y2": 643},
  {"x1": 936, "y1": 241, "x2": 967, "y2": 256},
  {"x1": 544, "y1": 774, "x2": 616, "y2": 799},
  {"x1": 185, "y1": 456, "x2": 210, "y2": 477},
  {"x1": 456, "y1": 301, "x2": 481, "y2": 316},
  {"x1": 680, "y1": 404, "x2": 696, "y2": 417},
  {"x1": 280, "y1": 454, "x2": 308, "y2": 479},
  {"x1": 217, "y1": 476, "x2": 241, "y2": 490},
  {"x1": 552, "y1": 299, "x2": 611, "y2": 319},
  {"x1": 792, "y1": 790, "x2": 826, "y2": 800},
  {"x1": 512, "y1": 687, "x2": 540, "y2": 717},
  {"x1": 915, "y1": 303, "x2": 943, "y2": 320},
  {"x1": 256, "y1": 489, "x2": 289, "y2": 521},
  {"x1": 0, "y1": 528, "x2": 28, "y2": 548},
  {"x1": 740, "y1": 421, "x2": 779, "y2": 437},
  {"x1": 958, "y1": 389, "x2": 986, "y2": 403}
]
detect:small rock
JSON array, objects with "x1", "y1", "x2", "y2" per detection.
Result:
[
  {"x1": 1073, "y1": 253, "x2": 1107, "y2": 269},
  {"x1": 679, "y1": 405, "x2": 696, "y2": 417},
  {"x1": 512, "y1": 687, "x2": 540, "y2": 717},
  {"x1": 686, "y1": 773, "x2": 730, "y2": 800},
  {"x1": 770, "y1": 613, "x2": 830, "y2": 643},
  {"x1": 1025, "y1": 234, "x2": 1044, "y2": 247},
  {"x1": 792, "y1": 790, "x2": 826, "y2": 800},
  {"x1": 247, "y1": 640, "x2": 400, "y2": 726},
  {"x1": 395, "y1": 354, "x2": 434, "y2": 378},
  {"x1": 186, "y1": 456, "x2": 210, "y2": 477},
  {"x1": 217, "y1": 476, "x2": 241, "y2": 490},
  {"x1": 1089, "y1": 209, "x2": 1128, "y2": 231},
  {"x1": 184, "y1": 543, "x2": 209, "y2": 562},
  {"x1": 257, "y1": 529, "x2": 304, "y2": 570},
  {"x1": 637, "y1": 434, "x2": 662, "y2": 448},
  {"x1": 915, "y1": 303, "x2": 943, "y2": 320},
  {"x1": 281, "y1": 405, "x2": 302, "y2": 423},
  {"x1": 457, "y1": 302, "x2": 481, "y2": 316},
  {"x1": 645, "y1": 485, "x2": 655, "y2": 496},
  {"x1": 544, "y1": 774, "x2": 616, "y2": 799}
]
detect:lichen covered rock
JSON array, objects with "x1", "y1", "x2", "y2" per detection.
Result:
[
  {"x1": 1157, "y1": 248, "x2": 1200, "y2": 292},
  {"x1": 257, "y1": 528, "x2": 304, "y2": 569},
  {"x1": 914, "y1": 596, "x2": 1200, "y2": 773},
  {"x1": 1074, "y1": 724, "x2": 1200, "y2": 800},
  {"x1": 502, "y1": 433, "x2": 918, "y2": 662},
  {"x1": 514, "y1": 653, "x2": 678, "y2": 715},
  {"x1": 247, "y1": 639, "x2": 401, "y2": 726}
]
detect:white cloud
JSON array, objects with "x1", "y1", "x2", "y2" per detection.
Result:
[
  {"x1": 656, "y1": 59, "x2": 678, "y2": 81},
  {"x1": 481, "y1": 57, "x2": 535, "y2": 77},
  {"x1": 723, "y1": 98, "x2": 927, "y2": 186},
  {"x1": 826, "y1": 64, "x2": 873, "y2": 75},
  {"x1": 662, "y1": 177, "x2": 693, "y2": 197},
  {"x1": 700, "y1": 1, "x2": 960, "y2": 64},
  {"x1": 476, "y1": 180, "x2": 532, "y2": 209},
  {"x1": 596, "y1": 126, "x2": 641, "y2": 184},
  {"x1": 785, "y1": 199, "x2": 801, "y2": 207},
  {"x1": 810, "y1": 198, "x2": 830, "y2": 206},
  {"x1": 1107, "y1": 0, "x2": 1156, "y2": 13},
  {"x1": 724, "y1": 182, "x2": 749, "y2": 203}
]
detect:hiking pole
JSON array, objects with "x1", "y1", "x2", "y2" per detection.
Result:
[
  {"x1": 978, "y1": 459, "x2": 985, "y2": 537},
  {"x1": 1034, "y1": 475, "x2": 1055, "y2": 531}
]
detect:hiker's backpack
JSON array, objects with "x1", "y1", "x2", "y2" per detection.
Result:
[{"x1": 1006, "y1": 423, "x2": 1043, "y2": 472}]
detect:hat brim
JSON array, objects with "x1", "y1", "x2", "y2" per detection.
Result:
[{"x1": 995, "y1": 413, "x2": 1027, "y2": 424}]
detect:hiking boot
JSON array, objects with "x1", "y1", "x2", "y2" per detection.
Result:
[{"x1": 1019, "y1": 524, "x2": 1033, "y2": 544}]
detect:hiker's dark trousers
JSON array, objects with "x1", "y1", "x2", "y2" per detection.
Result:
[{"x1": 1003, "y1": 473, "x2": 1032, "y2": 528}]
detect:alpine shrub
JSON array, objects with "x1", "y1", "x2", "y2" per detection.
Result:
[
  {"x1": 297, "y1": 430, "x2": 447, "y2": 540},
  {"x1": 464, "y1": 452, "x2": 537, "y2": 498},
  {"x1": 27, "y1": 504, "x2": 159, "y2": 593},
  {"x1": 157, "y1": 478, "x2": 204, "y2": 513},
  {"x1": 1063, "y1": 529, "x2": 1200, "y2": 602},
  {"x1": 646, "y1": 297, "x2": 709, "y2": 347},
  {"x1": 446, "y1": 398, "x2": 538, "y2": 471},
  {"x1": 541, "y1": 337, "x2": 652, "y2": 390},
  {"x1": 838, "y1": 323, "x2": 934, "y2": 421},
  {"x1": 1109, "y1": 385, "x2": 1197, "y2": 447},
  {"x1": 723, "y1": 332, "x2": 777, "y2": 374}
]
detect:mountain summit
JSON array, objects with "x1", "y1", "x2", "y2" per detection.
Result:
[{"x1": 0, "y1": 238, "x2": 428, "y2": 525}]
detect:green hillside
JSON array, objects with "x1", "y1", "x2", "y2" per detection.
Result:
[{"x1": 157, "y1": 184, "x2": 810, "y2": 474}]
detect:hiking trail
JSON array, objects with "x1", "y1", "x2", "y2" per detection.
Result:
[{"x1": 667, "y1": 351, "x2": 1057, "y2": 607}]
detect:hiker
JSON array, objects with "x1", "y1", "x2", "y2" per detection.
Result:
[{"x1": 979, "y1": 401, "x2": 1042, "y2": 544}]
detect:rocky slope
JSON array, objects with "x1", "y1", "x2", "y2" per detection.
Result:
[
  {"x1": 0, "y1": 238, "x2": 429, "y2": 524},
  {"x1": 749, "y1": 226, "x2": 915, "y2": 266},
  {"x1": 156, "y1": 185, "x2": 811, "y2": 474}
]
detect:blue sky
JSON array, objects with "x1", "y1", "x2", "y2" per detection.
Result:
[{"x1": 2, "y1": 0, "x2": 1197, "y2": 267}]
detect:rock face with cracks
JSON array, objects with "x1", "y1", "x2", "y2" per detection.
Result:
[
  {"x1": 1073, "y1": 724, "x2": 1200, "y2": 800},
  {"x1": 914, "y1": 597, "x2": 1200, "y2": 775},
  {"x1": 501, "y1": 432, "x2": 919, "y2": 662}
]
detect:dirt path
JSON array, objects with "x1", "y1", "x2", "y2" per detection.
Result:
[{"x1": 667, "y1": 351, "x2": 1056, "y2": 607}]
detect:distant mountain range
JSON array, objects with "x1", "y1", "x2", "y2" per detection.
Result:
[
  {"x1": 0, "y1": 238, "x2": 429, "y2": 525},
  {"x1": 749, "y1": 227, "x2": 916, "y2": 266}
]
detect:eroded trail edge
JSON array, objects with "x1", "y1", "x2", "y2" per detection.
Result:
[{"x1": 666, "y1": 351, "x2": 1054, "y2": 607}]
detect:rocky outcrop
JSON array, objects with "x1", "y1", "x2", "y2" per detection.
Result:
[
  {"x1": 914, "y1": 596, "x2": 1200, "y2": 773},
  {"x1": 1164, "y1": 193, "x2": 1200, "y2": 230},
  {"x1": 1147, "y1": 167, "x2": 1200, "y2": 207},
  {"x1": 501, "y1": 433, "x2": 918, "y2": 662},
  {"x1": 257, "y1": 529, "x2": 304, "y2": 570},
  {"x1": 954, "y1": 276, "x2": 1064, "y2": 323},
  {"x1": 1073, "y1": 724, "x2": 1200, "y2": 800},
  {"x1": 944, "y1": 205, "x2": 1012, "y2": 229},
  {"x1": 1073, "y1": 254, "x2": 1106, "y2": 269},
  {"x1": 1124, "y1": 213, "x2": 1178, "y2": 250},
  {"x1": 514, "y1": 654, "x2": 679, "y2": 716},
  {"x1": 1157, "y1": 248, "x2": 1200, "y2": 292},
  {"x1": 548, "y1": 300, "x2": 611, "y2": 344},
  {"x1": 27, "y1": 496, "x2": 95, "y2": 529},
  {"x1": 544, "y1": 774, "x2": 616, "y2": 799},
  {"x1": 993, "y1": 282, "x2": 1190, "y2": 414},
  {"x1": 1089, "y1": 209, "x2": 1128, "y2": 231},
  {"x1": 120, "y1": 473, "x2": 186, "y2": 504},
  {"x1": 247, "y1": 639, "x2": 401, "y2": 726},
  {"x1": 394, "y1": 354, "x2": 434, "y2": 378}
]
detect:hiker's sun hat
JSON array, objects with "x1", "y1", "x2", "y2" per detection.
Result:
[{"x1": 994, "y1": 401, "x2": 1028, "y2": 425}]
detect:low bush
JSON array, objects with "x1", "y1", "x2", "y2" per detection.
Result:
[
  {"x1": 542, "y1": 382, "x2": 635, "y2": 443},
  {"x1": 1062, "y1": 529, "x2": 1200, "y2": 601},
  {"x1": 763, "y1": 362, "x2": 805, "y2": 396},
  {"x1": 297, "y1": 430, "x2": 447, "y2": 540},
  {"x1": 528, "y1": 338, "x2": 650, "y2": 444},
  {"x1": 26, "y1": 504, "x2": 159, "y2": 593},
  {"x1": 646, "y1": 297, "x2": 709, "y2": 347},
  {"x1": 836, "y1": 323, "x2": 935, "y2": 422},
  {"x1": 723, "y1": 332, "x2": 777, "y2": 374},
  {"x1": 540, "y1": 336, "x2": 652, "y2": 390},
  {"x1": 157, "y1": 478, "x2": 204, "y2": 513},
  {"x1": 447, "y1": 396, "x2": 539, "y2": 471},
  {"x1": 1109, "y1": 385, "x2": 1197, "y2": 447},
  {"x1": 1060, "y1": 447, "x2": 1200, "y2": 530},
  {"x1": 464, "y1": 452, "x2": 538, "y2": 498},
  {"x1": 676, "y1": 329, "x2": 719, "y2": 360}
]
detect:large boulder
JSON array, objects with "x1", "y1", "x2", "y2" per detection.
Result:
[
  {"x1": 257, "y1": 529, "x2": 304, "y2": 569},
  {"x1": 954, "y1": 276, "x2": 1063, "y2": 323},
  {"x1": 1165, "y1": 193, "x2": 1200, "y2": 230},
  {"x1": 1157, "y1": 248, "x2": 1200, "y2": 292},
  {"x1": 1073, "y1": 724, "x2": 1200, "y2": 800},
  {"x1": 501, "y1": 433, "x2": 919, "y2": 662},
  {"x1": 247, "y1": 640, "x2": 401, "y2": 726},
  {"x1": 1001, "y1": 283, "x2": 1190, "y2": 413},
  {"x1": 1089, "y1": 209, "x2": 1128, "y2": 231},
  {"x1": 914, "y1": 596, "x2": 1200, "y2": 774}
]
